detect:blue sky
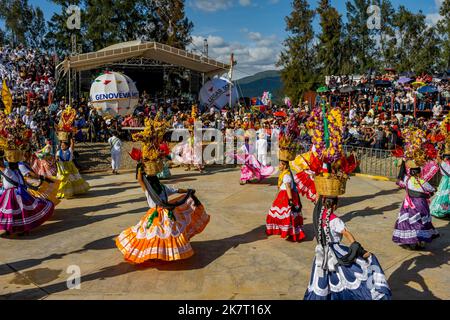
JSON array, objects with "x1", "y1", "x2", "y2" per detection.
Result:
[{"x1": 30, "y1": 0, "x2": 444, "y2": 78}]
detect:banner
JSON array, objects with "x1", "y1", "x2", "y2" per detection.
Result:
[
  {"x1": 199, "y1": 77, "x2": 238, "y2": 110},
  {"x1": 2, "y1": 79, "x2": 12, "y2": 115}
]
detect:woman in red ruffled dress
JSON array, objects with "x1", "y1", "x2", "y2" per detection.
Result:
[{"x1": 266, "y1": 159, "x2": 306, "y2": 241}]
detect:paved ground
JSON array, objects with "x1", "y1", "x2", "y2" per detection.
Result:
[{"x1": 0, "y1": 167, "x2": 448, "y2": 300}]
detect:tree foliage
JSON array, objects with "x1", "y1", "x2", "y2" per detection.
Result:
[{"x1": 278, "y1": 0, "x2": 317, "y2": 106}]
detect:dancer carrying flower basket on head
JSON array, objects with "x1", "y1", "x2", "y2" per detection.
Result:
[
  {"x1": 116, "y1": 117, "x2": 210, "y2": 263},
  {"x1": 430, "y1": 114, "x2": 450, "y2": 219},
  {"x1": 0, "y1": 116, "x2": 54, "y2": 236},
  {"x1": 55, "y1": 106, "x2": 90, "y2": 199},
  {"x1": 392, "y1": 128, "x2": 440, "y2": 250},
  {"x1": 266, "y1": 116, "x2": 305, "y2": 242}
]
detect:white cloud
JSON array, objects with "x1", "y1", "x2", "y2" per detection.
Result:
[
  {"x1": 190, "y1": 0, "x2": 256, "y2": 12},
  {"x1": 426, "y1": 0, "x2": 444, "y2": 26},
  {"x1": 190, "y1": 0, "x2": 233, "y2": 12},
  {"x1": 239, "y1": 0, "x2": 252, "y2": 6},
  {"x1": 189, "y1": 31, "x2": 283, "y2": 79}
]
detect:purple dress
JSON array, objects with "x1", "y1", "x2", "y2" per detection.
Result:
[{"x1": 392, "y1": 176, "x2": 439, "y2": 245}]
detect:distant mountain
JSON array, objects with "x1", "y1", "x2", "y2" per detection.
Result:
[{"x1": 236, "y1": 70, "x2": 283, "y2": 100}]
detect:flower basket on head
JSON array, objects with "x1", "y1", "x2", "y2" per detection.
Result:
[
  {"x1": 143, "y1": 160, "x2": 164, "y2": 176},
  {"x1": 315, "y1": 175, "x2": 347, "y2": 197},
  {"x1": 279, "y1": 148, "x2": 296, "y2": 162},
  {"x1": 5, "y1": 149, "x2": 24, "y2": 163},
  {"x1": 57, "y1": 131, "x2": 70, "y2": 142}
]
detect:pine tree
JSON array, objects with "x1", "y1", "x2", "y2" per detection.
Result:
[
  {"x1": 437, "y1": 0, "x2": 450, "y2": 70},
  {"x1": 27, "y1": 7, "x2": 48, "y2": 49},
  {"x1": 278, "y1": 0, "x2": 316, "y2": 106},
  {"x1": 0, "y1": 0, "x2": 33, "y2": 46},
  {"x1": 392, "y1": 6, "x2": 429, "y2": 73},
  {"x1": 316, "y1": 0, "x2": 343, "y2": 77},
  {"x1": 344, "y1": 0, "x2": 375, "y2": 74},
  {"x1": 46, "y1": 0, "x2": 87, "y2": 56},
  {"x1": 372, "y1": 0, "x2": 396, "y2": 69},
  {"x1": 149, "y1": 0, "x2": 193, "y2": 49}
]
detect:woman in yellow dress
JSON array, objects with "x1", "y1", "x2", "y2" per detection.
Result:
[{"x1": 55, "y1": 138, "x2": 90, "y2": 199}]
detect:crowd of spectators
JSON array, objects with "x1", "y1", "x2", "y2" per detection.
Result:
[{"x1": 0, "y1": 46, "x2": 449, "y2": 156}]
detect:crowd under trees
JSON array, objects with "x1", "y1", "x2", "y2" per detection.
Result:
[
  {"x1": 0, "y1": 0, "x2": 193, "y2": 55},
  {"x1": 279, "y1": 0, "x2": 450, "y2": 106}
]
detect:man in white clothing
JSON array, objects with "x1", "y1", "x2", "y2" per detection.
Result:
[
  {"x1": 108, "y1": 131, "x2": 122, "y2": 174},
  {"x1": 256, "y1": 131, "x2": 268, "y2": 166}
]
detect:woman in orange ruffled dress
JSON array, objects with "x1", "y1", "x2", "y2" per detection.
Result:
[{"x1": 116, "y1": 165, "x2": 210, "y2": 263}]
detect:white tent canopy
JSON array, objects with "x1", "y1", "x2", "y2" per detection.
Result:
[{"x1": 60, "y1": 40, "x2": 230, "y2": 77}]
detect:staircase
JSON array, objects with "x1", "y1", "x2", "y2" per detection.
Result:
[{"x1": 75, "y1": 142, "x2": 111, "y2": 172}]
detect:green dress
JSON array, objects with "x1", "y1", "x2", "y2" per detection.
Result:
[{"x1": 430, "y1": 161, "x2": 450, "y2": 218}]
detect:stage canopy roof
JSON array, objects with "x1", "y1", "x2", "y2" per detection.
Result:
[{"x1": 60, "y1": 40, "x2": 230, "y2": 77}]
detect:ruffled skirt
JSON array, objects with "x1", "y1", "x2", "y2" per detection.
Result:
[
  {"x1": 393, "y1": 197, "x2": 439, "y2": 245},
  {"x1": 266, "y1": 190, "x2": 305, "y2": 241},
  {"x1": 430, "y1": 175, "x2": 450, "y2": 218},
  {"x1": 29, "y1": 179, "x2": 61, "y2": 206},
  {"x1": 0, "y1": 186, "x2": 54, "y2": 234},
  {"x1": 116, "y1": 195, "x2": 210, "y2": 263},
  {"x1": 56, "y1": 161, "x2": 90, "y2": 199},
  {"x1": 304, "y1": 244, "x2": 391, "y2": 300},
  {"x1": 32, "y1": 157, "x2": 57, "y2": 177}
]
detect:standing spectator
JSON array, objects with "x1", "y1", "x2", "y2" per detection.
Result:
[{"x1": 108, "y1": 131, "x2": 122, "y2": 175}]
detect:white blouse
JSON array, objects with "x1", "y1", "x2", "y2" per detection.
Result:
[
  {"x1": 1, "y1": 169, "x2": 25, "y2": 190},
  {"x1": 280, "y1": 174, "x2": 294, "y2": 190},
  {"x1": 440, "y1": 161, "x2": 450, "y2": 176},
  {"x1": 403, "y1": 176, "x2": 435, "y2": 193},
  {"x1": 145, "y1": 185, "x2": 179, "y2": 208},
  {"x1": 328, "y1": 217, "x2": 346, "y2": 243}
]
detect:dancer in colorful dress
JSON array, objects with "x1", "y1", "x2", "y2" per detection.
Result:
[
  {"x1": 393, "y1": 161, "x2": 439, "y2": 249},
  {"x1": 235, "y1": 133, "x2": 274, "y2": 185},
  {"x1": 19, "y1": 155, "x2": 61, "y2": 206},
  {"x1": 157, "y1": 141, "x2": 172, "y2": 180},
  {"x1": 31, "y1": 139, "x2": 57, "y2": 178},
  {"x1": 266, "y1": 157, "x2": 305, "y2": 241},
  {"x1": 116, "y1": 118, "x2": 210, "y2": 263},
  {"x1": 430, "y1": 147, "x2": 450, "y2": 219},
  {"x1": 304, "y1": 197, "x2": 391, "y2": 300},
  {"x1": 0, "y1": 119, "x2": 55, "y2": 236},
  {"x1": 56, "y1": 138, "x2": 90, "y2": 199}
]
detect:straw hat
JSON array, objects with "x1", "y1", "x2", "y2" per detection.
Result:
[
  {"x1": 444, "y1": 143, "x2": 450, "y2": 156},
  {"x1": 406, "y1": 160, "x2": 419, "y2": 169}
]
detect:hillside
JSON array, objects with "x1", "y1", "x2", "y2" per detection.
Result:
[{"x1": 236, "y1": 70, "x2": 283, "y2": 100}]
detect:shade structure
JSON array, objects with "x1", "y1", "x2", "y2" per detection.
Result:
[
  {"x1": 412, "y1": 81, "x2": 426, "y2": 87},
  {"x1": 89, "y1": 71, "x2": 139, "y2": 116},
  {"x1": 60, "y1": 41, "x2": 230, "y2": 77},
  {"x1": 199, "y1": 77, "x2": 238, "y2": 110},
  {"x1": 340, "y1": 85, "x2": 356, "y2": 93},
  {"x1": 317, "y1": 86, "x2": 329, "y2": 93},
  {"x1": 417, "y1": 86, "x2": 438, "y2": 94},
  {"x1": 398, "y1": 77, "x2": 413, "y2": 84},
  {"x1": 374, "y1": 80, "x2": 392, "y2": 87}
]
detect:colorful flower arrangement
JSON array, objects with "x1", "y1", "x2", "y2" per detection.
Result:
[
  {"x1": 441, "y1": 112, "x2": 450, "y2": 142},
  {"x1": 0, "y1": 116, "x2": 32, "y2": 151},
  {"x1": 307, "y1": 105, "x2": 345, "y2": 164},
  {"x1": 57, "y1": 106, "x2": 77, "y2": 133},
  {"x1": 132, "y1": 117, "x2": 170, "y2": 162},
  {"x1": 279, "y1": 114, "x2": 301, "y2": 154},
  {"x1": 402, "y1": 128, "x2": 437, "y2": 166}
]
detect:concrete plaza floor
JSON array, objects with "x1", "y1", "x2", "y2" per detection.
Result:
[{"x1": 0, "y1": 167, "x2": 448, "y2": 300}]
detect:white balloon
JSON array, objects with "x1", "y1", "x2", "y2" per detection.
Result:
[
  {"x1": 199, "y1": 77, "x2": 238, "y2": 111},
  {"x1": 89, "y1": 71, "x2": 139, "y2": 117}
]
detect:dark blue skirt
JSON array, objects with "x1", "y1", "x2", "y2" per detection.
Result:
[{"x1": 304, "y1": 244, "x2": 392, "y2": 300}]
